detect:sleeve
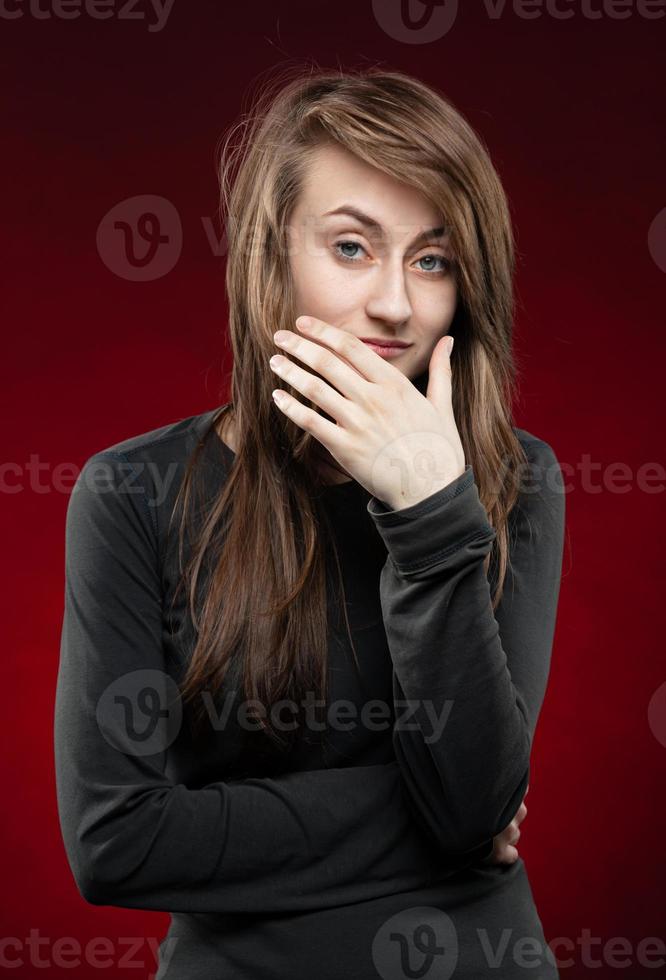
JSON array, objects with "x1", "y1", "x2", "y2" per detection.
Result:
[
  {"x1": 366, "y1": 437, "x2": 566, "y2": 859},
  {"x1": 53, "y1": 452, "x2": 455, "y2": 915}
]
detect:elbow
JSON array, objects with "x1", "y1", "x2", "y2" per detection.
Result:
[
  {"x1": 400, "y1": 764, "x2": 531, "y2": 861},
  {"x1": 415, "y1": 815, "x2": 495, "y2": 866},
  {"x1": 400, "y1": 786, "x2": 493, "y2": 861},
  {"x1": 72, "y1": 860, "x2": 141, "y2": 908},
  {"x1": 70, "y1": 861, "x2": 116, "y2": 907},
  {"x1": 76, "y1": 875, "x2": 111, "y2": 907},
  {"x1": 447, "y1": 764, "x2": 532, "y2": 856},
  {"x1": 65, "y1": 840, "x2": 136, "y2": 908},
  {"x1": 59, "y1": 803, "x2": 163, "y2": 908},
  {"x1": 58, "y1": 829, "x2": 119, "y2": 906},
  {"x1": 432, "y1": 823, "x2": 500, "y2": 861}
]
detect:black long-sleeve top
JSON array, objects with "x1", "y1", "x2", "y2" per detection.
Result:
[{"x1": 54, "y1": 404, "x2": 565, "y2": 979}]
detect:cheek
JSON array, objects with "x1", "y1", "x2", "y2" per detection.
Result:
[
  {"x1": 409, "y1": 292, "x2": 457, "y2": 350},
  {"x1": 416, "y1": 283, "x2": 457, "y2": 325},
  {"x1": 291, "y1": 247, "x2": 361, "y2": 317}
]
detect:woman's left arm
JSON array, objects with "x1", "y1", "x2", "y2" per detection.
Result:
[
  {"x1": 366, "y1": 435, "x2": 566, "y2": 862},
  {"x1": 268, "y1": 318, "x2": 565, "y2": 863}
]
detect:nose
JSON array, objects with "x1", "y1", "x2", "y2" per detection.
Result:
[{"x1": 364, "y1": 257, "x2": 412, "y2": 327}]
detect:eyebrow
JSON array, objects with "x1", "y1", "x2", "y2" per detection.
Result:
[{"x1": 322, "y1": 205, "x2": 448, "y2": 249}]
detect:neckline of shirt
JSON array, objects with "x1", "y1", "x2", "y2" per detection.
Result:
[{"x1": 199, "y1": 406, "x2": 363, "y2": 496}]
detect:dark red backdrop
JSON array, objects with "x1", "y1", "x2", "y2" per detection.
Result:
[{"x1": 3, "y1": 1, "x2": 665, "y2": 977}]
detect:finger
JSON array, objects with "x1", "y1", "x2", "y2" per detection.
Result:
[
  {"x1": 268, "y1": 354, "x2": 353, "y2": 427},
  {"x1": 425, "y1": 333, "x2": 454, "y2": 412},
  {"x1": 293, "y1": 316, "x2": 404, "y2": 387},
  {"x1": 270, "y1": 387, "x2": 342, "y2": 457},
  {"x1": 500, "y1": 844, "x2": 520, "y2": 864},
  {"x1": 273, "y1": 328, "x2": 371, "y2": 402},
  {"x1": 495, "y1": 819, "x2": 521, "y2": 849},
  {"x1": 499, "y1": 805, "x2": 526, "y2": 837},
  {"x1": 487, "y1": 841, "x2": 519, "y2": 866}
]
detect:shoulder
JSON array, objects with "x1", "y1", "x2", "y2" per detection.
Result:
[
  {"x1": 86, "y1": 406, "x2": 222, "y2": 463},
  {"x1": 509, "y1": 427, "x2": 566, "y2": 543},
  {"x1": 513, "y1": 427, "x2": 561, "y2": 473},
  {"x1": 512, "y1": 427, "x2": 564, "y2": 501},
  {"x1": 68, "y1": 406, "x2": 227, "y2": 542}
]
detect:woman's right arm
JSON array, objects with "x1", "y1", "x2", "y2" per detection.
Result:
[{"x1": 54, "y1": 451, "x2": 469, "y2": 916}]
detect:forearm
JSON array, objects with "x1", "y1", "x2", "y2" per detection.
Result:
[
  {"x1": 368, "y1": 443, "x2": 565, "y2": 857},
  {"x1": 55, "y1": 747, "x2": 447, "y2": 913}
]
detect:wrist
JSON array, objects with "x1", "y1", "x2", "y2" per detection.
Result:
[{"x1": 381, "y1": 468, "x2": 466, "y2": 513}]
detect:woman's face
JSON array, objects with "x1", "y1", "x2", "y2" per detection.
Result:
[{"x1": 287, "y1": 143, "x2": 457, "y2": 382}]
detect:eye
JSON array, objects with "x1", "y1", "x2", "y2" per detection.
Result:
[
  {"x1": 333, "y1": 240, "x2": 451, "y2": 276},
  {"x1": 334, "y1": 240, "x2": 367, "y2": 263},
  {"x1": 415, "y1": 255, "x2": 452, "y2": 276}
]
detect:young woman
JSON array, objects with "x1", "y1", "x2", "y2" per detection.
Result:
[{"x1": 55, "y1": 66, "x2": 566, "y2": 979}]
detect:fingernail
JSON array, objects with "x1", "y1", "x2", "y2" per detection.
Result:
[{"x1": 446, "y1": 336, "x2": 454, "y2": 356}]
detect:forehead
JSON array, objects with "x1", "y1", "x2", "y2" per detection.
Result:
[{"x1": 295, "y1": 143, "x2": 444, "y2": 231}]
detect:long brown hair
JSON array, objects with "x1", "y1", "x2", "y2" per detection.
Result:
[{"x1": 169, "y1": 63, "x2": 529, "y2": 748}]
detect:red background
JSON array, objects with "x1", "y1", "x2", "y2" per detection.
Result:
[{"x1": 3, "y1": 1, "x2": 665, "y2": 977}]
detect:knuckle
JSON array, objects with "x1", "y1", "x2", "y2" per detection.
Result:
[
  {"x1": 310, "y1": 377, "x2": 327, "y2": 400},
  {"x1": 339, "y1": 332, "x2": 358, "y2": 358},
  {"x1": 315, "y1": 347, "x2": 333, "y2": 374},
  {"x1": 363, "y1": 382, "x2": 385, "y2": 411}
]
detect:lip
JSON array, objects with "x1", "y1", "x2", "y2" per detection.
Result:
[
  {"x1": 360, "y1": 339, "x2": 412, "y2": 360},
  {"x1": 359, "y1": 337, "x2": 413, "y2": 349}
]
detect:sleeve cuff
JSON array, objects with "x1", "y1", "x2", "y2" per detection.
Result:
[{"x1": 366, "y1": 464, "x2": 496, "y2": 573}]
